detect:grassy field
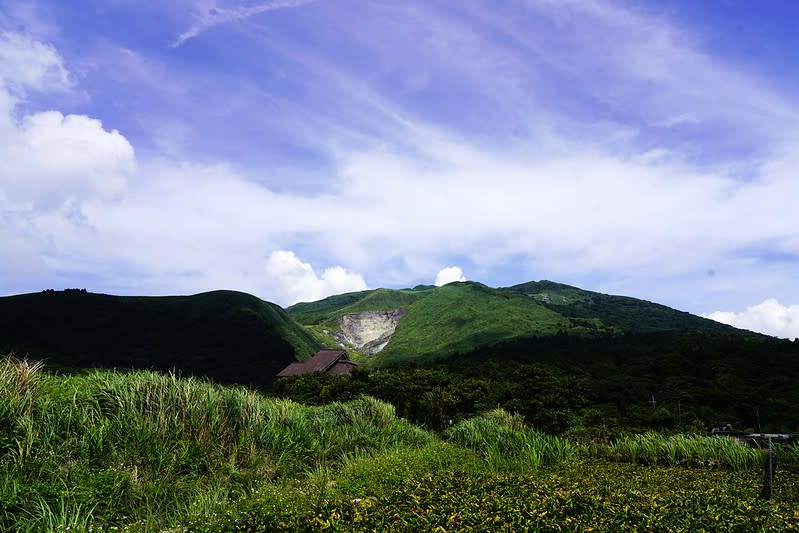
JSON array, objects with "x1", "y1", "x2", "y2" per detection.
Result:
[
  {"x1": 3, "y1": 355, "x2": 798, "y2": 532},
  {"x1": 182, "y1": 451, "x2": 799, "y2": 532},
  {"x1": 0, "y1": 356, "x2": 429, "y2": 531}
]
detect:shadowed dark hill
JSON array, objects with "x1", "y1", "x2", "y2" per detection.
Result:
[{"x1": 0, "y1": 289, "x2": 319, "y2": 389}]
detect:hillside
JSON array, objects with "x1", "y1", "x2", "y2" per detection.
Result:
[
  {"x1": 289, "y1": 282, "x2": 571, "y2": 365},
  {"x1": 509, "y1": 280, "x2": 748, "y2": 334},
  {"x1": 0, "y1": 289, "x2": 319, "y2": 388},
  {"x1": 371, "y1": 282, "x2": 568, "y2": 365},
  {"x1": 276, "y1": 329, "x2": 799, "y2": 434},
  {"x1": 289, "y1": 286, "x2": 434, "y2": 325},
  {"x1": 287, "y1": 280, "x2": 753, "y2": 366},
  {"x1": 0, "y1": 279, "x2": 760, "y2": 388}
]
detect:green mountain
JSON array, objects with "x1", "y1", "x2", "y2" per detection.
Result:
[
  {"x1": 3, "y1": 282, "x2": 789, "y2": 432},
  {"x1": 287, "y1": 280, "x2": 749, "y2": 367},
  {"x1": 0, "y1": 280, "x2": 756, "y2": 388},
  {"x1": 283, "y1": 283, "x2": 797, "y2": 435},
  {"x1": 289, "y1": 286, "x2": 431, "y2": 325},
  {"x1": 0, "y1": 289, "x2": 319, "y2": 389},
  {"x1": 508, "y1": 280, "x2": 748, "y2": 334}
]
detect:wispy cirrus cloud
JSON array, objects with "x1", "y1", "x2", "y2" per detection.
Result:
[
  {"x1": 1, "y1": 1, "x2": 798, "y2": 321},
  {"x1": 0, "y1": 31, "x2": 70, "y2": 96},
  {"x1": 172, "y1": 0, "x2": 319, "y2": 47}
]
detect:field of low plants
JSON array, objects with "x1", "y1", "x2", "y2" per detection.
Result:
[
  {"x1": 189, "y1": 462, "x2": 799, "y2": 532},
  {"x1": 2, "y1": 355, "x2": 799, "y2": 532}
]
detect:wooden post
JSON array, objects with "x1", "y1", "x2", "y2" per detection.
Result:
[{"x1": 761, "y1": 436, "x2": 775, "y2": 500}]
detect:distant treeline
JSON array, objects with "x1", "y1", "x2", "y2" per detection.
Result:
[
  {"x1": 274, "y1": 331, "x2": 799, "y2": 435},
  {"x1": 41, "y1": 288, "x2": 88, "y2": 293}
]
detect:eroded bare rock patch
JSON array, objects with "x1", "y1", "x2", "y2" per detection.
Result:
[{"x1": 333, "y1": 308, "x2": 405, "y2": 354}]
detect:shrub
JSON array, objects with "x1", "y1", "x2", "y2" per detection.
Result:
[{"x1": 446, "y1": 409, "x2": 575, "y2": 471}]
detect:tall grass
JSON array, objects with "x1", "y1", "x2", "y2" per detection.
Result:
[
  {"x1": 589, "y1": 432, "x2": 765, "y2": 470},
  {"x1": 446, "y1": 408, "x2": 576, "y2": 471},
  {"x1": 0, "y1": 355, "x2": 431, "y2": 532}
]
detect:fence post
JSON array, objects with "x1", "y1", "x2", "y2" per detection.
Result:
[{"x1": 761, "y1": 436, "x2": 775, "y2": 500}]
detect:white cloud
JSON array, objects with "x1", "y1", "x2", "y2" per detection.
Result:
[
  {"x1": 6, "y1": 106, "x2": 799, "y2": 305},
  {"x1": 173, "y1": 0, "x2": 318, "y2": 47},
  {"x1": 264, "y1": 250, "x2": 367, "y2": 305},
  {"x1": 0, "y1": 31, "x2": 70, "y2": 94},
  {"x1": 703, "y1": 299, "x2": 799, "y2": 340},
  {"x1": 1, "y1": 112, "x2": 134, "y2": 210},
  {"x1": 0, "y1": 32, "x2": 136, "y2": 293},
  {"x1": 1, "y1": 4, "x2": 799, "y2": 317},
  {"x1": 434, "y1": 266, "x2": 467, "y2": 287},
  {"x1": 0, "y1": 32, "x2": 133, "y2": 211}
]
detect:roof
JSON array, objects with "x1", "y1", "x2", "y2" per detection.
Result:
[{"x1": 276, "y1": 349, "x2": 354, "y2": 377}]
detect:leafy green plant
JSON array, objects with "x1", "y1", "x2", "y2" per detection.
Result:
[
  {"x1": 0, "y1": 356, "x2": 432, "y2": 532},
  {"x1": 188, "y1": 461, "x2": 799, "y2": 532},
  {"x1": 595, "y1": 432, "x2": 764, "y2": 470},
  {"x1": 446, "y1": 409, "x2": 576, "y2": 471}
]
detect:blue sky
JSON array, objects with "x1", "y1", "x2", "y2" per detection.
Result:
[{"x1": 1, "y1": 0, "x2": 798, "y2": 338}]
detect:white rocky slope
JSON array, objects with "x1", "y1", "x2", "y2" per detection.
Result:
[{"x1": 332, "y1": 308, "x2": 405, "y2": 354}]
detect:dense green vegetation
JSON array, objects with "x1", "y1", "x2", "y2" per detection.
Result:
[
  {"x1": 3, "y1": 355, "x2": 798, "y2": 532},
  {"x1": 288, "y1": 287, "x2": 431, "y2": 326},
  {"x1": 274, "y1": 363, "x2": 587, "y2": 433},
  {"x1": 197, "y1": 462, "x2": 796, "y2": 532},
  {"x1": 4, "y1": 284, "x2": 792, "y2": 435},
  {"x1": 590, "y1": 432, "x2": 766, "y2": 469},
  {"x1": 372, "y1": 282, "x2": 568, "y2": 365},
  {"x1": 3, "y1": 282, "x2": 798, "y2": 530},
  {"x1": 275, "y1": 331, "x2": 799, "y2": 433},
  {"x1": 288, "y1": 280, "x2": 758, "y2": 367},
  {"x1": 292, "y1": 281, "x2": 574, "y2": 365},
  {"x1": 0, "y1": 356, "x2": 429, "y2": 531},
  {"x1": 509, "y1": 280, "x2": 750, "y2": 334},
  {"x1": 0, "y1": 289, "x2": 319, "y2": 389},
  {"x1": 0, "y1": 280, "x2": 764, "y2": 390},
  {"x1": 465, "y1": 331, "x2": 799, "y2": 432},
  {"x1": 446, "y1": 408, "x2": 577, "y2": 471}
]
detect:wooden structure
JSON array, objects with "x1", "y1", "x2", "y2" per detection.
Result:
[{"x1": 276, "y1": 349, "x2": 357, "y2": 377}]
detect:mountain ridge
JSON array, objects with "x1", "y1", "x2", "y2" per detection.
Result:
[
  {"x1": 0, "y1": 280, "x2": 758, "y2": 383},
  {"x1": 287, "y1": 279, "x2": 757, "y2": 366}
]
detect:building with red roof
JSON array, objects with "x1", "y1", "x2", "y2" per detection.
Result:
[{"x1": 276, "y1": 349, "x2": 357, "y2": 377}]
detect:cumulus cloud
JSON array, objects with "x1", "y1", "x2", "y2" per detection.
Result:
[
  {"x1": 434, "y1": 266, "x2": 467, "y2": 287},
  {"x1": 0, "y1": 32, "x2": 136, "y2": 293},
  {"x1": 703, "y1": 300, "x2": 799, "y2": 340},
  {"x1": 264, "y1": 250, "x2": 367, "y2": 305},
  {"x1": 1, "y1": 112, "x2": 134, "y2": 209},
  {"x1": 0, "y1": 32, "x2": 134, "y2": 211}
]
